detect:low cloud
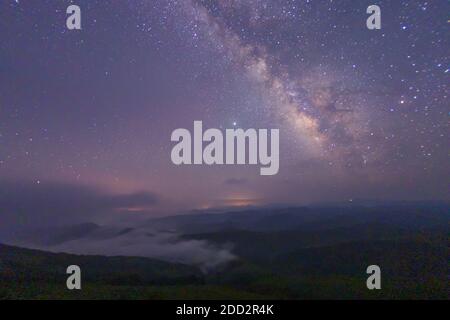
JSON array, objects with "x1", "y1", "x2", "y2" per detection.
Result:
[
  {"x1": 40, "y1": 226, "x2": 235, "y2": 272},
  {"x1": 0, "y1": 180, "x2": 236, "y2": 271}
]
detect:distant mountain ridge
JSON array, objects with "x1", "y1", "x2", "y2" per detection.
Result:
[
  {"x1": 1, "y1": 203, "x2": 448, "y2": 299},
  {"x1": 0, "y1": 243, "x2": 201, "y2": 285},
  {"x1": 147, "y1": 203, "x2": 450, "y2": 233}
]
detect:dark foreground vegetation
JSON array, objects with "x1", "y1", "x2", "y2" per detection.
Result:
[{"x1": 0, "y1": 204, "x2": 448, "y2": 299}]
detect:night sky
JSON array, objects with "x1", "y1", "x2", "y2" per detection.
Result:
[{"x1": 0, "y1": 0, "x2": 449, "y2": 224}]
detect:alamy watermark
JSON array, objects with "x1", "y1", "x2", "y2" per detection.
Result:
[
  {"x1": 66, "y1": 265, "x2": 81, "y2": 290},
  {"x1": 170, "y1": 121, "x2": 279, "y2": 175},
  {"x1": 366, "y1": 265, "x2": 381, "y2": 290}
]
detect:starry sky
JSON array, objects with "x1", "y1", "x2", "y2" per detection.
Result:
[{"x1": 0, "y1": 0, "x2": 449, "y2": 223}]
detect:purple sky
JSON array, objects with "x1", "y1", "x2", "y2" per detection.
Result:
[{"x1": 0, "y1": 0, "x2": 448, "y2": 226}]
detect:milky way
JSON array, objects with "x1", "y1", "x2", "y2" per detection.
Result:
[{"x1": 0, "y1": 0, "x2": 448, "y2": 216}]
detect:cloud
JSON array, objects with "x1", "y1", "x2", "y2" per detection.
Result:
[
  {"x1": 0, "y1": 180, "x2": 236, "y2": 271},
  {"x1": 0, "y1": 180, "x2": 160, "y2": 234},
  {"x1": 39, "y1": 226, "x2": 235, "y2": 272}
]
